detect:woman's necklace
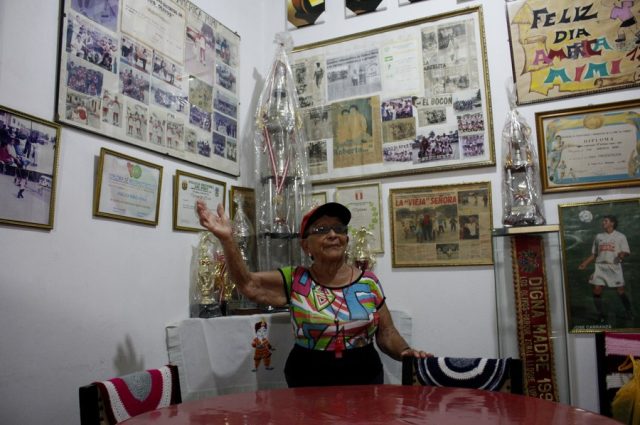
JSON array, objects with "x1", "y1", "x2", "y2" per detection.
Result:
[{"x1": 332, "y1": 266, "x2": 354, "y2": 359}]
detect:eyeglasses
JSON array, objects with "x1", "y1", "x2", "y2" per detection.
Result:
[{"x1": 308, "y1": 224, "x2": 348, "y2": 236}]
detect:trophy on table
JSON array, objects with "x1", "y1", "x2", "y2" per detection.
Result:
[
  {"x1": 350, "y1": 226, "x2": 376, "y2": 271},
  {"x1": 196, "y1": 232, "x2": 224, "y2": 318}
]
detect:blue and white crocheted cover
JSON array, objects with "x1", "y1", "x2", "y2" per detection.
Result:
[{"x1": 415, "y1": 357, "x2": 511, "y2": 391}]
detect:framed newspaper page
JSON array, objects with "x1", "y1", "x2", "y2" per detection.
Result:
[
  {"x1": 335, "y1": 183, "x2": 384, "y2": 253},
  {"x1": 292, "y1": 6, "x2": 495, "y2": 184},
  {"x1": 536, "y1": 99, "x2": 640, "y2": 193},
  {"x1": 507, "y1": 0, "x2": 640, "y2": 105},
  {"x1": 558, "y1": 197, "x2": 640, "y2": 333},
  {"x1": 93, "y1": 147, "x2": 163, "y2": 225},
  {"x1": 389, "y1": 181, "x2": 493, "y2": 267},
  {"x1": 56, "y1": 0, "x2": 241, "y2": 175},
  {"x1": 173, "y1": 169, "x2": 225, "y2": 231},
  {"x1": 0, "y1": 105, "x2": 62, "y2": 230}
]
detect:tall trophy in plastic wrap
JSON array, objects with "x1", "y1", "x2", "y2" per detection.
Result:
[
  {"x1": 254, "y1": 33, "x2": 312, "y2": 277},
  {"x1": 226, "y1": 193, "x2": 259, "y2": 314},
  {"x1": 502, "y1": 88, "x2": 546, "y2": 227}
]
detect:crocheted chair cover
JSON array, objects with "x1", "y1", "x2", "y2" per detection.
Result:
[
  {"x1": 415, "y1": 357, "x2": 512, "y2": 391},
  {"x1": 95, "y1": 365, "x2": 180, "y2": 424}
]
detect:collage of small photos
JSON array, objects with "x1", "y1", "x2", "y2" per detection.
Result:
[
  {"x1": 57, "y1": 0, "x2": 240, "y2": 175},
  {"x1": 291, "y1": 8, "x2": 492, "y2": 183}
]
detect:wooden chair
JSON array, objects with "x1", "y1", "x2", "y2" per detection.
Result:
[
  {"x1": 79, "y1": 364, "x2": 181, "y2": 425},
  {"x1": 402, "y1": 356, "x2": 524, "y2": 395}
]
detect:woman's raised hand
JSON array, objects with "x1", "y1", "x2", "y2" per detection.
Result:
[{"x1": 196, "y1": 200, "x2": 233, "y2": 241}]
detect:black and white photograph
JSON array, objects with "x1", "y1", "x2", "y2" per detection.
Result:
[
  {"x1": 0, "y1": 106, "x2": 61, "y2": 229},
  {"x1": 213, "y1": 88, "x2": 238, "y2": 119},
  {"x1": 293, "y1": 56, "x2": 326, "y2": 109},
  {"x1": 151, "y1": 81, "x2": 188, "y2": 114},
  {"x1": 212, "y1": 131, "x2": 225, "y2": 157},
  {"x1": 226, "y1": 138, "x2": 237, "y2": 162},
  {"x1": 126, "y1": 104, "x2": 148, "y2": 142},
  {"x1": 166, "y1": 115, "x2": 184, "y2": 150},
  {"x1": 214, "y1": 112, "x2": 237, "y2": 138},
  {"x1": 148, "y1": 111, "x2": 166, "y2": 146},
  {"x1": 70, "y1": 0, "x2": 119, "y2": 32},
  {"x1": 302, "y1": 106, "x2": 332, "y2": 141},
  {"x1": 189, "y1": 104, "x2": 211, "y2": 132},
  {"x1": 120, "y1": 35, "x2": 151, "y2": 74},
  {"x1": 152, "y1": 51, "x2": 182, "y2": 88},
  {"x1": 215, "y1": 62, "x2": 238, "y2": 94},
  {"x1": 326, "y1": 49, "x2": 382, "y2": 102},
  {"x1": 306, "y1": 139, "x2": 328, "y2": 175},
  {"x1": 413, "y1": 129, "x2": 459, "y2": 164},
  {"x1": 383, "y1": 141, "x2": 414, "y2": 163}
]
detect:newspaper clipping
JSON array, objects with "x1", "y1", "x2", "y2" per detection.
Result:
[{"x1": 390, "y1": 182, "x2": 493, "y2": 267}]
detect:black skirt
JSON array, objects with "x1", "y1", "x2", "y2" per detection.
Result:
[{"x1": 284, "y1": 343, "x2": 384, "y2": 387}]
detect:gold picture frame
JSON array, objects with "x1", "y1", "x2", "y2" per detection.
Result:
[
  {"x1": 558, "y1": 197, "x2": 640, "y2": 333},
  {"x1": 536, "y1": 99, "x2": 640, "y2": 193},
  {"x1": 93, "y1": 148, "x2": 163, "y2": 226},
  {"x1": 507, "y1": 0, "x2": 640, "y2": 105},
  {"x1": 292, "y1": 6, "x2": 495, "y2": 184},
  {"x1": 173, "y1": 169, "x2": 226, "y2": 232},
  {"x1": 389, "y1": 181, "x2": 493, "y2": 267},
  {"x1": 0, "y1": 105, "x2": 61, "y2": 230}
]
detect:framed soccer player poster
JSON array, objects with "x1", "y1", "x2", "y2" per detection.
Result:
[{"x1": 558, "y1": 197, "x2": 640, "y2": 333}]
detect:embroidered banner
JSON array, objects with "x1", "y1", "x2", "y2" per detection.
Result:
[{"x1": 511, "y1": 234, "x2": 559, "y2": 401}]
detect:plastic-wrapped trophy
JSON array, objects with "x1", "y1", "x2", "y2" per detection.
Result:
[
  {"x1": 502, "y1": 87, "x2": 545, "y2": 226},
  {"x1": 350, "y1": 226, "x2": 376, "y2": 271},
  {"x1": 226, "y1": 193, "x2": 259, "y2": 314},
  {"x1": 196, "y1": 232, "x2": 223, "y2": 318},
  {"x1": 254, "y1": 32, "x2": 312, "y2": 273}
]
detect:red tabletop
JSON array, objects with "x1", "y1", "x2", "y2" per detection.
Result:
[{"x1": 123, "y1": 385, "x2": 617, "y2": 424}]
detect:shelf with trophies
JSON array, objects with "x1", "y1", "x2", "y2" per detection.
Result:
[{"x1": 492, "y1": 91, "x2": 570, "y2": 404}]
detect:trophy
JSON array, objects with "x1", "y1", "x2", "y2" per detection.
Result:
[
  {"x1": 502, "y1": 91, "x2": 545, "y2": 227},
  {"x1": 196, "y1": 232, "x2": 223, "y2": 318},
  {"x1": 226, "y1": 193, "x2": 259, "y2": 314},
  {"x1": 350, "y1": 226, "x2": 376, "y2": 271},
  {"x1": 254, "y1": 32, "x2": 311, "y2": 273}
]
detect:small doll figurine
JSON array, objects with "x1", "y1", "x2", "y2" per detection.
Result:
[{"x1": 251, "y1": 319, "x2": 275, "y2": 371}]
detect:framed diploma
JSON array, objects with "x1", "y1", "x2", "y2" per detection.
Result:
[
  {"x1": 335, "y1": 183, "x2": 384, "y2": 253},
  {"x1": 0, "y1": 105, "x2": 62, "y2": 230},
  {"x1": 56, "y1": 0, "x2": 241, "y2": 175},
  {"x1": 292, "y1": 6, "x2": 495, "y2": 184},
  {"x1": 536, "y1": 99, "x2": 640, "y2": 193},
  {"x1": 94, "y1": 148, "x2": 163, "y2": 225},
  {"x1": 173, "y1": 170, "x2": 226, "y2": 231},
  {"x1": 389, "y1": 181, "x2": 493, "y2": 267},
  {"x1": 558, "y1": 197, "x2": 640, "y2": 333}
]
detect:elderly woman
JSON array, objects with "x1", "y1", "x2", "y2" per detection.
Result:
[{"x1": 196, "y1": 200, "x2": 429, "y2": 387}]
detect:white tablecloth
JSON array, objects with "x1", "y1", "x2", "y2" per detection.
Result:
[{"x1": 166, "y1": 310, "x2": 412, "y2": 401}]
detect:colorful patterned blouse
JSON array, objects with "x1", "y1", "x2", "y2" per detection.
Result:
[{"x1": 279, "y1": 266, "x2": 386, "y2": 351}]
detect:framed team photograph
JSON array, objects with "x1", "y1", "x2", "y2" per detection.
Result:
[
  {"x1": 292, "y1": 6, "x2": 495, "y2": 184},
  {"x1": 536, "y1": 99, "x2": 640, "y2": 193},
  {"x1": 173, "y1": 170, "x2": 226, "y2": 231},
  {"x1": 389, "y1": 181, "x2": 493, "y2": 267},
  {"x1": 336, "y1": 183, "x2": 384, "y2": 253},
  {"x1": 0, "y1": 105, "x2": 61, "y2": 230},
  {"x1": 56, "y1": 0, "x2": 241, "y2": 175},
  {"x1": 93, "y1": 148, "x2": 163, "y2": 226},
  {"x1": 558, "y1": 198, "x2": 640, "y2": 333}
]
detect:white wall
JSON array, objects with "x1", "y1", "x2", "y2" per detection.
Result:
[{"x1": 0, "y1": 1, "x2": 637, "y2": 424}]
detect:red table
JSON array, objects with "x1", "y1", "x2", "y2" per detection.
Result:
[{"x1": 124, "y1": 385, "x2": 618, "y2": 424}]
